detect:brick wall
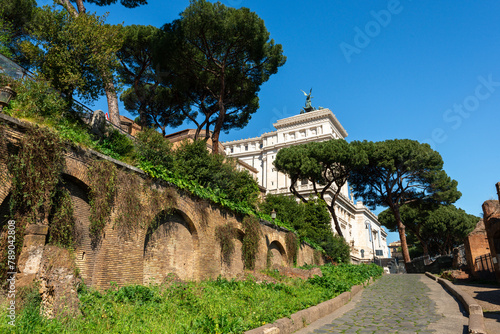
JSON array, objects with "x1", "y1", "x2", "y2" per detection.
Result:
[{"x1": 0, "y1": 116, "x2": 323, "y2": 289}]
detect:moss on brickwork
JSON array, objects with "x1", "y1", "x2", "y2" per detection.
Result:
[
  {"x1": 49, "y1": 188, "x2": 77, "y2": 248},
  {"x1": 88, "y1": 160, "x2": 117, "y2": 244},
  {"x1": 113, "y1": 171, "x2": 144, "y2": 238},
  {"x1": 215, "y1": 223, "x2": 236, "y2": 265},
  {"x1": 1, "y1": 125, "x2": 64, "y2": 284},
  {"x1": 242, "y1": 216, "x2": 261, "y2": 270},
  {"x1": 285, "y1": 232, "x2": 298, "y2": 265},
  {"x1": 9, "y1": 126, "x2": 64, "y2": 225}
]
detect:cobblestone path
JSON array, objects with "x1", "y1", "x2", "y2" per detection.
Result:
[{"x1": 299, "y1": 274, "x2": 460, "y2": 334}]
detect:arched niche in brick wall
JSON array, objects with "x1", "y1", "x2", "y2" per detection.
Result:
[
  {"x1": 220, "y1": 228, "x2": 244, "y2": 277},
  {"x1": 61, "y1": 174, "x2": 96, "y2": 286},
  {"x1": 143, "y1": 210, "x2": 199, "y2": 283},
  {"x1": 268, "y1": 240, "x2": 287, "y2": 267}
]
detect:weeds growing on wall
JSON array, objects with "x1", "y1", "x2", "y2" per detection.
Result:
[
  {"x1": 9, "y1": 125, "x2": 65, "y2": 225},
  {"x1": 266, "y1": 249, "x2": 273, "y2": 269},
  {"x1": 285, "y1": 232, "x2": 298, "y2": 265},
  {"x1": 313, "y1": 250, "x2": 322, "y2": 265},
  {"x1": 196, "y1": 200, "x2": 210, "y2": 228},
  {"x1": 88, "y1": 160, "x2": 117, "y2": 244},
  {"x1": 2, "y1": 125, "x2": 64, "y2": 284},
  {"x1": 0, "y1": 124, "x2": 7, "y2": 166},
  {"x1": 215, "y1": 223, "x2": 236, "y2": 265},
  {"x1": 113, "y1": 171, "x2": 143, "y2": 237},
  {"x1": 241, "y1": 216, "x2": 260, "y2": 270},
  {"x1": 95, "y1": 128, "x2": 135, "y2": 161},
  {"x1": 49, "y1": 188, "x2": 77, "y2": 248},
  {"x1": 144, "y1": 182, "x2": 177, "y2": 232}
]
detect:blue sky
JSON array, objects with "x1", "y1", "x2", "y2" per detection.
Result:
[{"x1": 76, "y1": 0, "x2": 500, "y2": 244}]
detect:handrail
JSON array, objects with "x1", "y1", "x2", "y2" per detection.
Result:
[{"x1": 0, "y1": 53, "x2": 134, "y2": 139}]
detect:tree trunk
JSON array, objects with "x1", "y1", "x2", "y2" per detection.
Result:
[
  {"x1": 391, "y1": 206, "x2": 411, "y2": 268},
  {"x1": 397, "y1": 222, "x2": 411, "y2": 263},
  {"x1": 212, "y1": 103, "x2": 225, "y2": 154},
  {"x1": 326, "y1": 189, "x2": 344, "y2": 238},
  {"x1": 328, "y1": 207, "x2": 344, "y2": 238},
  {"x1": 105, "y1": 80, "x2": 121, "y2": 127}
]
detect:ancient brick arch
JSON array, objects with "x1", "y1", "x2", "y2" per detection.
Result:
[
  {"x1": 63, "y1": 155, "x2": 92, "y2": 189},
  {"x1": 268, "y1": 240, "x2": 287, "y2": 267},
  {"x1": 61, "y1": 173, "x2": 97, "y2": 286},
  {"x1": 143, "y1": 209, "x2": 200, "y2": 283}
]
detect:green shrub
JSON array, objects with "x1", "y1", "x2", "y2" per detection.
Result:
[
  {"x1": 173, "y1": 140, "x2": 260, "y2": 205},
  {"x1": 135, "y1": 127, "x2": 173, "y2": 168},
  {"x1": 96, "y1": 128, "x2": 135, "y2": 159},
  {"x1": 260, "y1": 195, "x2": 344, "y2": 262},
  {"x1": 1, "y1": 76, "x2": 69, "y2": 121}
]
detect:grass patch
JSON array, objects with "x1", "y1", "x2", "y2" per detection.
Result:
[{"x1": 0, "y1": 263, "x2": 383, "y2": 333}]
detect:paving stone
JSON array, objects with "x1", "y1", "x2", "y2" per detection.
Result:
[{"x1": 299, "y1": 275, "x2": 444, "y2": 334}]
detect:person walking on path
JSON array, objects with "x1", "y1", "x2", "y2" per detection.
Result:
[{"x1": 295, "y1": 274, "x2": 468, "y2": 334}]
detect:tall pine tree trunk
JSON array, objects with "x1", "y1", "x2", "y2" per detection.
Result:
[
  {"x1": 105, "y1": 80, "x2": 121, "y2": 127},
  {"x1": 392, "y1": 206, "x2": 411, "y2": 269}
]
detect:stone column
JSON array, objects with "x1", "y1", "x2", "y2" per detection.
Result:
[{"x1": 17, "y1": 223, "x2": 48, "y2": 284}]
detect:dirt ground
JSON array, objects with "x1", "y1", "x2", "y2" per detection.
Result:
[{"x1": 454, "y1": 281, "x2": 500, "y2": 333}]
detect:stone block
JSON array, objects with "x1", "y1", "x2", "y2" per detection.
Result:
[{"x1": 25, "y1": 224, "x2": 49, "y2": 235}]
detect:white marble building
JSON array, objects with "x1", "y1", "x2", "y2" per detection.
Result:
[{"x1": 223, "y1": 108, "x2": 389, "y2": 261}]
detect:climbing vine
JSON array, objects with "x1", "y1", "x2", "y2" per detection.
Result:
[
  {"x1": 9, "y1": 126, "x2": 64, "y2": 225},
  {"x1": 113, "y1": 171, "x2": 143, "y2": 237},
  {"x1": 2, "y1": 125, "x2": 64, "y2": 284},
  {"x1": 49, "y1": 188, "x2": 76, "y2": 248},
  {"x1": 144, "y1": 181, "x2": 178, "y2": 233},
  {"x1": 88, "y1": 160, "x2": 117, "y2": 243},
  {"x1": 241, "y1": 216, "x2": 260, "y2": 270},
  {"x1": 215, "y1": 223, "x2": 236, "y2": 265},
  {"x1": 285, "y1": 232, "x2": 298, "y2": 265},
  {"x1": 313, "y1": 250, "x2": 322, "y2": 265},
  {"x1": 266, "y1": 249, "x2": 273, "y2": 269}
]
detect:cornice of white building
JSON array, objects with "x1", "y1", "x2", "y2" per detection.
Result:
[
  {"x1": 272, "y1": 108, "x2": 348, "y2": 138},
  {"x1": 223, "y1": 108, "x2": 348, "y2": 147}
]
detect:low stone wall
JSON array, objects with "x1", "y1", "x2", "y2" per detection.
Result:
[{"x1": 424, "y1": 272, "x2": 487, "y2": 334}]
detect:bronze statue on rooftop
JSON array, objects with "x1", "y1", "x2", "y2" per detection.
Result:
[{"x1": 300, "y1": 88, "x2": 315, "y2": 113}]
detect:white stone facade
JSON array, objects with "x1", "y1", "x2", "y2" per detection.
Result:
[{"x1": 223, "y1": 108, "x2": 389, "y2": 261}]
